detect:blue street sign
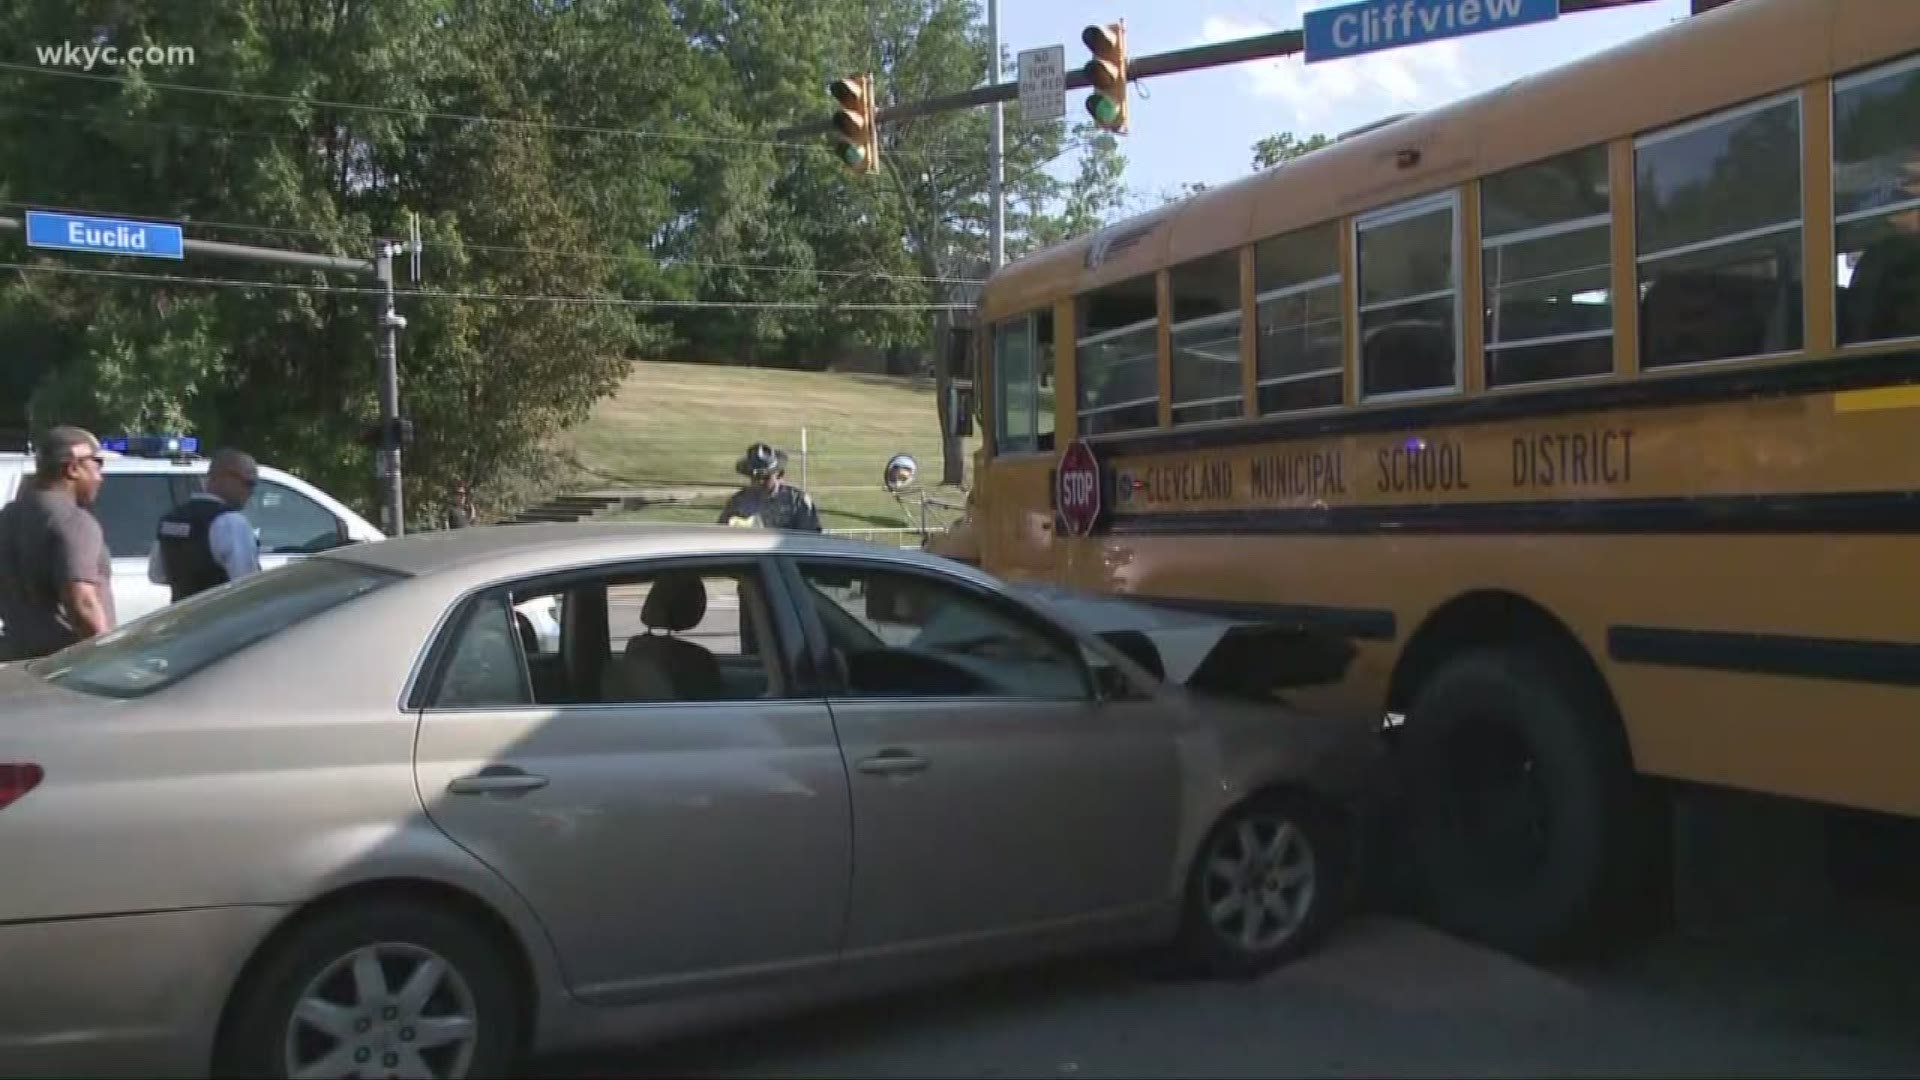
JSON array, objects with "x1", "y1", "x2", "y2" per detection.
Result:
[
  {"x1": 1305, "y1": 0, "x2": 1560, "y2": 63},
  {"x1": 24, "y1": 210, "x2": 185, "y2": 260}
]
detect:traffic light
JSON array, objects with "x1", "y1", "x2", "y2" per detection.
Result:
[
  {"x1": 357, "y1": 417, "x2": 415, "y2": 451},
  {"x1": 829, "y1": 74, "x2": 879, "y2": 174},
  {"x1": 1081, "y1": 22, "x2": 1128, "y2": 134}
]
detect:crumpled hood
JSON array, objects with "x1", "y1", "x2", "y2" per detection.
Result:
[{"x1": 1012, "y1": 583, "x2": 1356, "y2": 697}]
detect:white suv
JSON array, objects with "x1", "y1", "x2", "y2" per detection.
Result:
[{"x1": 0, "y1": 437, "x2": 559, "y2": 644}]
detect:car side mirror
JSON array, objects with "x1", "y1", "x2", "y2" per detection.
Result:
[{"x1": 1093, "y1": 663, "x2": 1134, "y2": 702}]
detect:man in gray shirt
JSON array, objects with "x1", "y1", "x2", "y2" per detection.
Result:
[{"x1": 0, "y1": 426, "x2": 116, "y2": 660}]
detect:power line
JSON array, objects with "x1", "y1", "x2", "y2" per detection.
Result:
[
  {"x1": 0, "y1": 260, "x2": 972, "y2": 310},
  {"x1": 0, "y1": 60, "x2": 982, "y2": 161},
  {"x1": 0, "y1": 199, "x2": 984, "y2": 284}
]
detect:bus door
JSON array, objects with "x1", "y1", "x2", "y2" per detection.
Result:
[{"x1": 978, "y1": 310, "x2": 1060, "y2": 583}]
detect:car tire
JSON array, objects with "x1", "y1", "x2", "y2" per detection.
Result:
[
  {"x1": 1166, "y1": 792, "x2": 1348, "y2": 979},
  {"x1": 1398, "y1": 646, "x2": 1645, "y2": 960},
  {"x1": 215, "y1": 898, "x2": 524, "y2": 1080}
]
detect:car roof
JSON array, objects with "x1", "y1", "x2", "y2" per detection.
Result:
[
  {"x1": 0, "y1": 452, "x2": 226, "y2": 474},
  {"x1": 323, "y1": 522, "x2": 993, "y2": 584}
]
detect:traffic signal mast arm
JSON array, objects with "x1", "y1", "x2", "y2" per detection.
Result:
[
  {"x1": 779, "y1": 29, "x2": 1302, "y2": 141},
  {"x1": 772, "y1": 0, "x2": 1670, "y2": 142}
]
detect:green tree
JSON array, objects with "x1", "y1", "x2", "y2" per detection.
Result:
[
  {"x1": 0, "y1": 0, "x2": 709, "y2": 522},
  {"x1": 1021, "y1": 125, "x2": 1132, "y2": 253},
  {"x1": 1252, "y1": 131, "x2": 1333, "y2": 171}
]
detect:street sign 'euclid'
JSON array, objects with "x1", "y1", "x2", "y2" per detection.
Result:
[
  {"x1": 25, "y1": 210, "x2": 185, "y2": 260},
  {"x1": 1305, "y1": 0, "x2": 1560, "y2": 63}
]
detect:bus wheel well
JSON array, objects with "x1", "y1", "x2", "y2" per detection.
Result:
[
  {"x1": 213, "y1": 877, "x2": 539, "y2": 1065},
  {"x1": 1386, "y1": 590, "x2": 1626, "y2": 756}
]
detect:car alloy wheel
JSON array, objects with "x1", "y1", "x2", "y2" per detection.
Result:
[
  {"x1": 1201, "y1": 811, "x2": 1318, "y2": 954},
  {"x1": 283, "y1": 942, "x2": 479, "y2": 1080}
]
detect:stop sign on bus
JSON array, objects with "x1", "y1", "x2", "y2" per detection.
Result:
[{"x1": 1056, "y1": 439, "x2": 1103, "y2": 537}]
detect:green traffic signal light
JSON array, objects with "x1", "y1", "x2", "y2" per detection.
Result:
[
  {"x1": 839, "y1": 142, "x2": 867, "y2": 167},
  {"x1": 1086, "y1": 93, "x2": 1120, "y2": 126}
]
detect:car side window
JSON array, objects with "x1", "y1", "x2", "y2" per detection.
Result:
[
  {"x1": 247, "y1": 481, "x2": 344, "y2": 555},
  {"x1": 432, "y1": 596, "x2": 534, "y2": 709},
  {"x1": 797, "y1": 561, "x2": 1091, "y2": 701},
  {"x1": 507, "y1": 564, "x2": 791, "y2": 707},
  {"x1": 91, "y1": 474, "x2": 176, "y2": 558}
]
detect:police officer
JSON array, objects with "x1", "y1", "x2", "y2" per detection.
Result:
[
  {"x1": 0, "y1": 425, "x2": 115, "y2": 659},
  {"x1": 147, "y1": 448, "x2": 262, "y2": 602},
  {"x1": 717, "y1": 442, "x2": 822, "y2": 532}
]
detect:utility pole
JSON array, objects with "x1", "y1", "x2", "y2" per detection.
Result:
[
  {"x1": 987, "y1": 0, "x2": 1005, "y2": 270},
  {"x1": 374, "y1": 242, "x2": 408, "y2": 536}
]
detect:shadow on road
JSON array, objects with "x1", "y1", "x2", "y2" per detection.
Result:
[{"x1": 536, "y1": 904, "x2": 1920, "y2": 1079}]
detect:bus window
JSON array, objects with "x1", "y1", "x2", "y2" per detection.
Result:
[
  {"x1": 1481, "y1": 144, "x2": 1614, "y2": 386},
  {"x1": 1834, "y1": 53, "x2": 1920, "y2": 347},
  {"x1": 1357, "y1": 191, "x2": 1460, "y2": 399},
  {"x1": 1075, "y1": 274, "x2": 1160, "y2": 436},
  {"x1": 1636, "y1": 92, "x2": 1804, "y2": 367},
  {"x1": 1168, "y1": 250, "x2": 1245, "y2": 425},
  {"x1": 1254, "y1": 221, "x2": 1343, "y2": 414},
  {"x1": 991, "y1": 310, "x2": 1055, "y2": 455}
]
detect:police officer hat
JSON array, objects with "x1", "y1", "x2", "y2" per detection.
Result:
[{"x1": 735, "y1": 442, "x2": 789, "y2": 478}]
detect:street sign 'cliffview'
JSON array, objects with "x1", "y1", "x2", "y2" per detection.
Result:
[
  {"x1": 1305, "y1": 0, "x2": 1559, "y2": 63},
  {"x1": 24, "y1": 210, "x2": 184, "y2": 260}
]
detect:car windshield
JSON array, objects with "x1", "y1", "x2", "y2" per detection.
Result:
[{"x1": 29, "y1": 558, "x2": 402, "y2": 699}]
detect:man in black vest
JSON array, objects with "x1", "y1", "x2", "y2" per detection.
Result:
[{"x1": 147, "y1": 449, "x2": 262, "y2": 602}]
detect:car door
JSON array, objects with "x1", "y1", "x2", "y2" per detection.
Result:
[
  {"x1": 411, "y1": 556, "x2": 853, "y2": 1002},
  {"x1": 245, "y1": 478, "x2": 349, "y2": 572},
  {"x1": 783, "y1": 555, "x2": 1181, "y2": 960}
]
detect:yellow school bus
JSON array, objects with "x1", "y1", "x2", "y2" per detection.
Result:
[{"x1": 935, "y1": 0, "x2": 1920, "y2": 958}]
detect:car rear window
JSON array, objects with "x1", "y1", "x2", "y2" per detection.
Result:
[{"x1": 30, "y1": 558, "x2": 401, "y2": 698}]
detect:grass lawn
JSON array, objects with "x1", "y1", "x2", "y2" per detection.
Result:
[
  {"x1": 561, "y1": 361, "x2": 978, "y2": 531},
  {"x1": 565, "y1": 361, "x2": 977, "y2": 490}
]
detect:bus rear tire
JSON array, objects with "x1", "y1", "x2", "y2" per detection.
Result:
[{"x1": 1399, "y1": 646, "x2": 1645, "y2": 960}]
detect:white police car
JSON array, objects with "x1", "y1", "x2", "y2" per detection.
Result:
[{"x1": 0, "y1": 434, "x2": 559, "y2": 644}]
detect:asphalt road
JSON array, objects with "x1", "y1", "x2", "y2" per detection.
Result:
[{"x1": 541, "y1": 909, "x2": 1920, "y2": 1079}]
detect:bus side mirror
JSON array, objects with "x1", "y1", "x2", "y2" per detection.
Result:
[{"x1": 945, "y1": 385, "x2": 975, "y2": 439}]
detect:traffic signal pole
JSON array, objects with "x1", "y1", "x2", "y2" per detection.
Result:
[
  {"x1": 0, "y1": 213, "x2": 411, "y2": 536},
  {"x1": 374, "y1": 242, "x2": 407, "y2": 537}
]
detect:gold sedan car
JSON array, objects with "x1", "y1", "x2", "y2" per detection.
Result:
[{"x1": 0, "y1": 524, "x2": 1385, "y2": 1079}]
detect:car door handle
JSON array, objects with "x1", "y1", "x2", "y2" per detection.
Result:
[
  {"x1": 447, "y1": 767, "x2": 549, "y2": 795},
  {"x1": 857, "y1": 750, "x2": 929, "y2": 776}
]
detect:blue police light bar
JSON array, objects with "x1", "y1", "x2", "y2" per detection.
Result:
[{"x1": 100, "y1": 434, "x2": 200, "y2": 457}]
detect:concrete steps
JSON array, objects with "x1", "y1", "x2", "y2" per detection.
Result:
[{"x1": 509, "y1": 493, "x2": 625, "y2": 524}]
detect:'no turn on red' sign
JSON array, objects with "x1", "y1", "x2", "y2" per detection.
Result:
[{"x1": 1056, "y1": 439, "x2": 1104, "y2": 538}]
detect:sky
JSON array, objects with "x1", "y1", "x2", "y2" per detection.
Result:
[{"x1": 996, "y1": 0, "x2": 1694, "y2": 203}]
